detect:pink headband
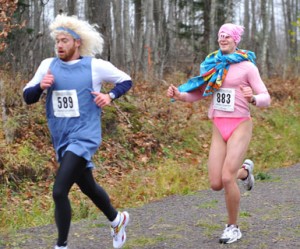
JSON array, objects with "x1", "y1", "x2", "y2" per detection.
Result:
[{"x1": 218, "y1": 23, "x2": 244, "y2": 45}]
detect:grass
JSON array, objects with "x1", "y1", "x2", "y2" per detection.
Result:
[
  {"x1": 249, "y1": 102, "x2": 300, "y2": 171},
  {"x1": 104, "y1": 158, "x2": 209, "y2": 208},
  {"x1": 0, "y1": 77, "x2": 299, "y2": 234},
  {"x1": 196, "y1": 221, "x2": 222, "y2": 237},
  {"x1": 197, "y1": 200, "x2": 219, "y2": 209},
  {"x1": 255, "y1": 172, "x2": 272, "y2": 181},
  {"x1": 123, "y1": 236, "x2": 167, "y2": 248}
]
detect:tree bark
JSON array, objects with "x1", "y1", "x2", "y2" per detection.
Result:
[
  {"x1": 209, "y1": 0, "x2": 217, "y2": 52},
  {"x1": 123, "y1": 0, "x2": 132, "y2": 72},
  {"x1": 144, "y1": 0, "x2": 154, "y2": 79},
  {"x1": 54, "y1": 0, "x2": 67, "y2": 16},
  {"x1": 85, "y1": 0, "x2": 111, "y2": 60},
  {"x1": 111, "y1": 0, "x2": 123, "y2": 66},
  {"x1": 243, "y1": 0, "x2": 250, "y2": 48},
  {"x1": 67, "y1": 0, "x2": 77, "y2": 15},
  {"x1": 260, "y1": 0, "x2": 271, "y2": 79},
  {"x1": 225, "y1": 0, "x2": 235, "y2": 22}
]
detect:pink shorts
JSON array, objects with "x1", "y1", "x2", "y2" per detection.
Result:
[{"x1": 213, "y1": 117, "x2": 251, "y2": 142}]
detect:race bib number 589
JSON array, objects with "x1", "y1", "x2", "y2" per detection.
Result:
[
  {"x1": 52, "y1": 90, "x2": 80, "y2": 117},
  {"x1": 213, "y1": 88, "x2": 235, "y2": 112}
]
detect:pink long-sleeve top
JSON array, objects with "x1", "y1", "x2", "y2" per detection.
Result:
[{"x1": 183, "y1": 61, "x2": 271, "y2": 119}]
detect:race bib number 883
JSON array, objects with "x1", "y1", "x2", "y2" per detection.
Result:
[{"x1": 213, "y1": 88, "x2": 235, "y2": 112}]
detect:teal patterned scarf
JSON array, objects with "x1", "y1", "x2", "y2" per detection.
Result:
[{"x1": 178, "y1": 49, "x2": 256, "y2": 96}]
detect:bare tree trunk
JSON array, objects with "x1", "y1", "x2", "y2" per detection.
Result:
[
  {"x1": 225, "y1": 0, "x2": 235, "y2": 22},
  {"x1": 16, "y1": 0, "x2": 46, "y2": 77},
  {"x1": 209, "y1": 0, "x2": 217, "y2": 52},
  {"x1": 296, "y1": 0, "x2": 300, "y2": 73},
  {"x1": 281, "y1": 0, "x2": 292, "y2": 79},
  {"x1": 133, "y1": 0, "x2": 143, "y2": 76},
  {"x1": 289, "y1": 0, "x2": 298, "y2": 75},
  {"x1": 153, "y1": 0, "x2": 160, "y2": 77},
  {"x1": 0, "y1": 79, "x2": 16, "y2": 144},
  {"x1": 167, "y1": 0, "x2": 176, "y2": 70},
  {"x1": 243, "y1": 0, "x2": 250, "y2": 48},
  {"x1": 33, "y1": 0, "x2": 44, "y2": 69},
  {"x1": 190, "y1": 0, "x2": 196, "y2": 73},
  {"x1": 144, "y1": 0, "x2": 154, "y2": 79},
  {"x1": 260, "y1": 0, "x2": 271, "y2": 79},
  {"x1": 0, "y1": 79, "x2": 7, "y2": 141},
  {"x1": 67, "y1": 0, "x2": 77, "y2": 15},
  {"x1": 250, "y1": 0, "x2": 258, "y2": 52},
  {"x1": 269, "y1": 0, "x2": 278, "y2": 77},
  {"x1": 153, "y1": 0, "x2": 168, "y2": 78},
  {"x1": 85, "y1": 0, "x2": 111, "y2": 60},
  {"x1": 203, "y1": 0, "x2": 211, "y2": 55},
  {"x1": 54, "y1": 0, "x2": 67, "y2": 16},
  {"x1": 111, "y1": 0, "x2": 123, "y2": 66},
  {"x1": 123, "y1": 0, "x2": 132, "y2": 72}
]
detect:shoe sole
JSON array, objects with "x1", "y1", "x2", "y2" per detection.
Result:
[
  {"x1": 219, "y1": 237, "x2": 241, "y2": 244},
  {"x1": 242, "y1": 160, "x2": 255, "y2": 191},
  {"x1": 219, "y1": 234, "x2": 242, "y2": 244},
  {"x1": 243, "y1": 159, "x2": 254, "y2": 173},
  {"x1": 243, "y1": 173, "x2": 255, "y2": 191}
]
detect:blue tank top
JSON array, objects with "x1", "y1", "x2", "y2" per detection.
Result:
[{"x1": 46, "y1": 57, "x2": 101, "y2": 168}]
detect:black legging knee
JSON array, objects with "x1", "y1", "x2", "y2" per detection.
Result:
[{"x1": 52, "y1": 151, "x2": 117, "y2": 246}]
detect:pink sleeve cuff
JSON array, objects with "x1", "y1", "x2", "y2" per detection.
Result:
[{"x1": 254, "y1": 92, "x2": 271, "y2": 107}]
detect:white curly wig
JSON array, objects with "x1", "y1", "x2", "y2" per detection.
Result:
[{"x1": 49, "y1": 14, "x2": 104, "y2": 56}]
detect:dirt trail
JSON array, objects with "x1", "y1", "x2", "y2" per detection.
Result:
[{"x1": 1, "y1": 163, "x2": 300, "y2": 249}]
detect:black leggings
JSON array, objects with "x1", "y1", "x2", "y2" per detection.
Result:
[{"x1": 52, "y1": 151, "x2": 118, "y2": 246}]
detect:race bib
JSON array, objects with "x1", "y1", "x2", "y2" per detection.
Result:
[
  {"x1": 213, "y1": 88, "x2": 235, "y2": 112},
  {"x1": 52, "y1": 90, "x2": 80, "y2": 117}
]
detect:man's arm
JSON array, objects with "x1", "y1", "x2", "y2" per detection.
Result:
[
  {"x1": 23, "y1": 58, "x2": 54, "y2": 105},
  {"x1": 108, "y1": 80, "x2": 132, "y2": 100},
  {"x1": 23, "y1": 84, "x2": 44, "y2": 104}
]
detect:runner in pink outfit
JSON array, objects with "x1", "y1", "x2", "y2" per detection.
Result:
[{"x1": 167, "y1": 23, "x2": 271, "y2": 244}]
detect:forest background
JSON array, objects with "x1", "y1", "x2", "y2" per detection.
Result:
[{"x1": 0, "y1": 0, "x2": 299, "y2": 238}]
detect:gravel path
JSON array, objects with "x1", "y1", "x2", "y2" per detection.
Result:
[{"x1": 1, "y1": 163, "x2": 300, "y2": 249}]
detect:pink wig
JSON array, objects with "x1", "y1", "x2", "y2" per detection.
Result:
[{"x1": 218, "y1": 23, "x2": 244, "y2": 45}]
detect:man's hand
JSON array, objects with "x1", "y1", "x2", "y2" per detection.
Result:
[
  {"x1": 40, "y1": 70, "x2": 54, "y2": 90},
  {"x1": 91, "y1": 92, "x2": 112, "y2": 108}
]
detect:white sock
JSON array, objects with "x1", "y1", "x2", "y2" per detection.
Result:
[{"x1": 111, "y1": 212, "x2": 120, "y2": 227}]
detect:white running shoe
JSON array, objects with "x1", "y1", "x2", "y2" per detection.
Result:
[
  {"x1": 219, "y1": 224, "x2": 242, "y2": 244},
  {"x1": 54, "y1": 246, "x2": 68, "y2": 249},
  {"x1": 111, "y1": 211, "x2": 130, "y2": 248},
  {"x1": 242, "y1": 159, "x2": 255, "y2": 191}
]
